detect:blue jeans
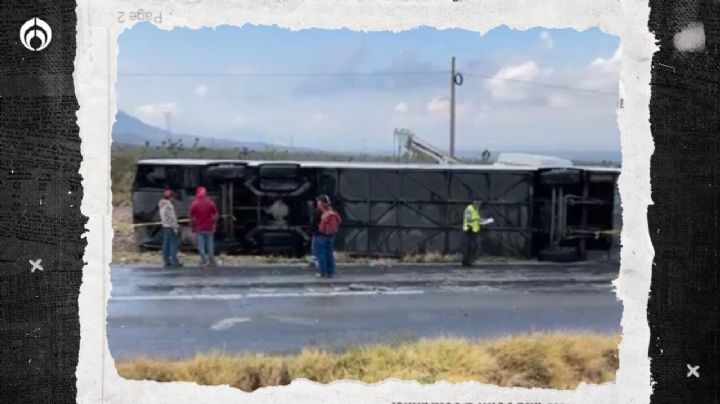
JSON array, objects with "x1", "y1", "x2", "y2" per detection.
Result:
[
  {"x1": 314, "y1": 235, "x2": 335, "y2": 277},
  {"x1": 311, "y1": 236, "x2": 320, "y2": 263},
  {"x1": 196, "y1": 231, "x2": 215, "y2": 265},
  {"x1": 162, "y1": 227, "x2": 179, "y2": 266}
]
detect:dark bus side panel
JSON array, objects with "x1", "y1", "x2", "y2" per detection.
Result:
[{"x1": 130, "y1": 162, "x2": 619, "y2": 261}]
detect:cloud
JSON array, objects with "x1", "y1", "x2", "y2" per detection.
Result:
[
  {"x1": 563, "y1": 46, "x2": 621, "y2": 94},
  {"x1": 487, "y1": 60, "x2": 541, "y2": 101},
  {"x1": 293, "y1": 50, "x2": 444, "y2": 97},
  {"x1": 426, "y1": 96, "x2": 450, "y2": 113},
  {"x1": 194, "y1": 84, "x2": 208, "y2": 96},
  {"x1": 540, "y1": 31, "x2": 554, "y2": 49},
  {"x1": 493, "y1": 60, "x2": 540, "y2": 81},
  {"x1": 135, "y1": 102, "x2": 178, "y2": 125},
  {"x1": 481, "y1": 53, "x2": 620, "y2": 111},
  {"x1": 589, "y1": 46, "x2": 621, "y2": 72},
  {"x1": 312, "y1": 112, "x2": 326, "y2": 122},
  {"x1": 548, "y1": 92, "x2": 575, "y2": 108},
  {"x1": 394, "y1": 102, "x2": 409, "y2": 114},
  {"x1": 245, "y1": 93, "x2": 267, "y2": 103}
]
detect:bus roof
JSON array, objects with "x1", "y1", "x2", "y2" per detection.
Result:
[{"x1": 135, "y1": 158, "x2": 620, "y2": 173}]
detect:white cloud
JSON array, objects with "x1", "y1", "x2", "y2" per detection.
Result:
[
  {"x1": 479, "y1": 53, "x2": 620, "y2": 118},
  {"x1": 589, "y1": 46, "x2": 621, "y2": 72},
  {"x1": 426, "y1": 96, "x2": 450, "y2": 113},
  {"x1": 548, "y1": 93, "x2": 575, "y2": 108},
  {"x1": 135, "y1": 102, "x2": 178, "y2": 125},
  {"x1": 540, "y1": 31, "x2": 554, "y2": 49},
  {"x1": 312, "y1": 112, "x2": 326, "y2": 122},
  {"x1": 394, "y1": 102, "x2": 409, "y2": 114},
  {"x1": 194, "y1": 84, "x2": 208, "y2": 96},
  {"x1": 235, "y1": 114, "x2": 247, "y2": 124},
  {"x1": 563, "y1": 46, "x2": 622, "y2": 95},
  {"x1": 488, "y1": 60, "x2": 541, "y2": 101},
  {"x1": 493, "y1": 60, "x2": 540, "y2": 81}
]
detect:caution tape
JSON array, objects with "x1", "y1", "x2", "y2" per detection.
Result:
[{"x1": 132, "y1": 214, "x2": 235, "y2": 228}]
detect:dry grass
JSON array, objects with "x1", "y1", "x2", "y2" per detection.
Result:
[{"x1": 117, "y1": 333, "x2": 619, "y2": 391}]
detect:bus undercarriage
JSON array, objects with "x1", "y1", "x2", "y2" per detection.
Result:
[{"x1": 131, "y1": 159, "x2": 621, "y2": 262}]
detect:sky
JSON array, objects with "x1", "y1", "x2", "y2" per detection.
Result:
[{"x1": 117, "y1": 24, "x2": 621, "y2": 153}]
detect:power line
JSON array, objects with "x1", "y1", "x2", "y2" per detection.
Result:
[
  {"x1": 117, "y1": 70, "x2": 448, "y2": 77},
  {"x1": 118, "y1": 69, "x2": 618, "y2": 95},
  {"x1": 463, "y1": 71, "x2": 617, "y2": 95}
]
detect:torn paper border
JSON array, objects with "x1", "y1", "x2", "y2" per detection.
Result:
[{"x1": 75, "y1": 0, "x2": 655, "y2": 403}]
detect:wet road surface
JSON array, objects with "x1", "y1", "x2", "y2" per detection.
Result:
[{"x1": 108, "y1": 261, "x2": 621, "y2": 360}]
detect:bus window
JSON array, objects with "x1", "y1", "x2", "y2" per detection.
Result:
[
  {"x1": 134, "y1": 165, "x2": 183, "y2": 189},
  {"x1": 183, "y1": 167, "x2": 201, "y2": 190},
  {"x1": 134, "y1": 165, "x2": 166, "y2": 189},
  {"x1": 166, "y1": 167, "x2": 183, "y2": 189}
]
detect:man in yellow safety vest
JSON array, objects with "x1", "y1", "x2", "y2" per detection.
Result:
[{"x1": 462, "y1": 199, "x2": 482, "y2": 267}]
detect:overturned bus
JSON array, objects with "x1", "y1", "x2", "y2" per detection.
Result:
[{"x1": 130, "y1": 158, "x2": 621, "y2": 262}]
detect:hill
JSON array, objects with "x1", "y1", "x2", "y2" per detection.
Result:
[{"x1": 111, "y1": 111, "x2": 313, "y2": 152}]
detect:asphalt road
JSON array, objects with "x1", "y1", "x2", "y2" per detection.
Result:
[{"x1": 108, "y1": 261, "x2": 621, "y2": 360}]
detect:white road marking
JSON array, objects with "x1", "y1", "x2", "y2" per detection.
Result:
[
  {"x1": 112, "y1": 290, "x2": 425, "y2": 301},
  {"x1": 210, "y1": 317, "x2": 251, "y2": 331}
]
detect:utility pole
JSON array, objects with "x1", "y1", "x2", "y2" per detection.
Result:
[
  {"x1": 163, "y1": 111, "x2": 172, "y2": 141},
  {"x1": 449, "y1": 56, "x2": 463, "y2": 159}
]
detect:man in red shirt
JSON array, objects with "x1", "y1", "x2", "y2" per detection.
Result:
[
  {"x1": 314, "y1": 195, "x2": 341, "y2": 278},
  {"x1": 189, "y1": 186, "x2": 219, "y2": 267}
]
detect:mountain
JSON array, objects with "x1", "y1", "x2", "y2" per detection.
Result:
[{"x1": 111, "y1": 111, "x2": 313, "y2": 152}]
